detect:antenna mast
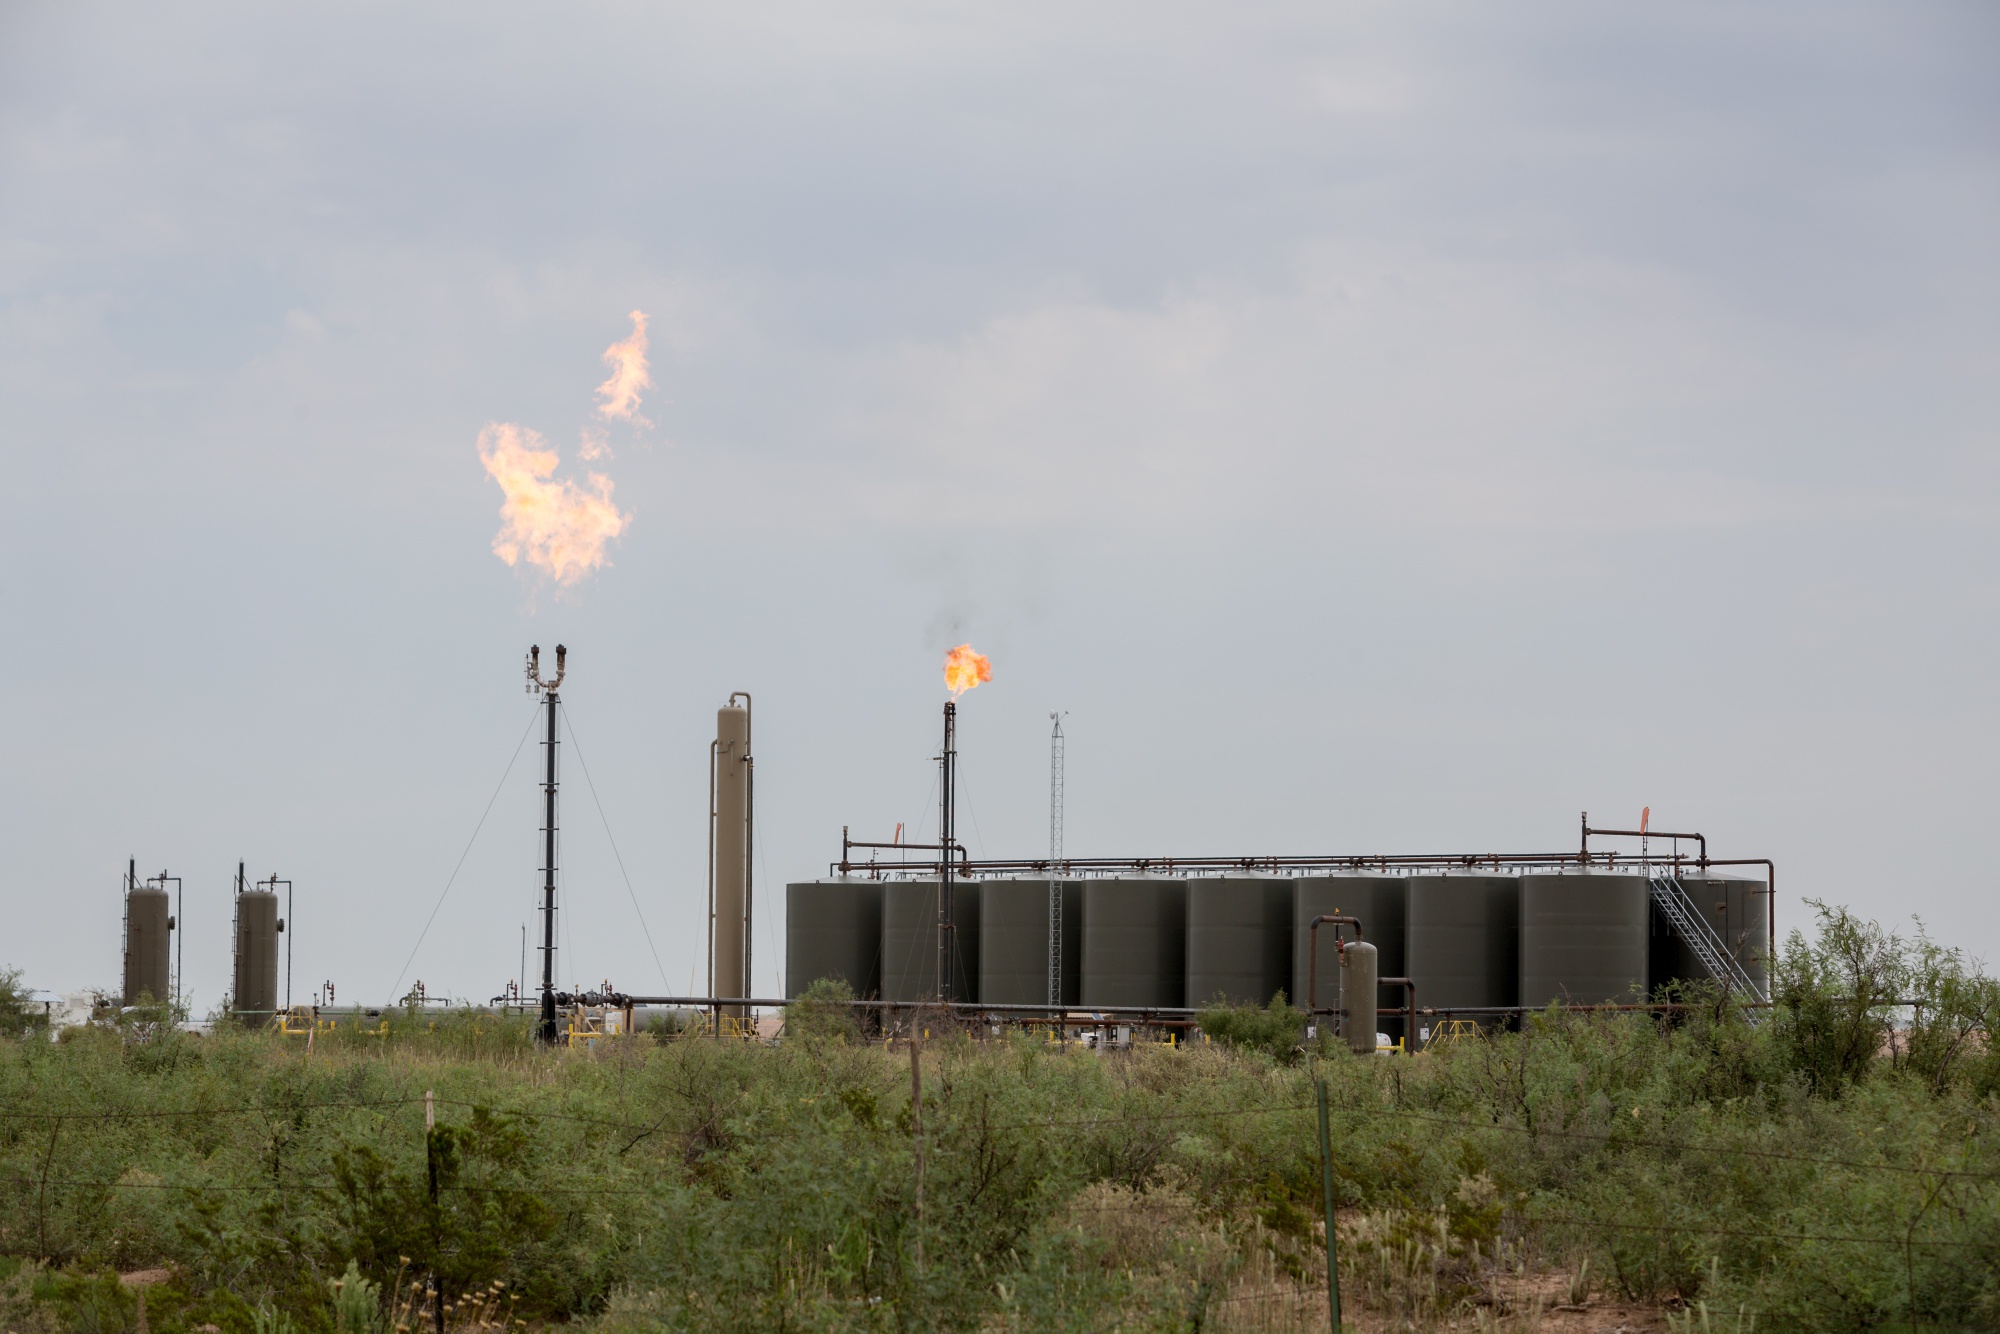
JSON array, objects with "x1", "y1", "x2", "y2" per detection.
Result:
[
  {"x1": 526, "y1": 643, "x2": 567, "y2": 1044},
  {"x1": 1048, "y1": 712, "x2": 1065, "y2": 1008}
]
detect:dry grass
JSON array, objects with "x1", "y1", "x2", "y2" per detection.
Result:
[{"x1": 1033, "y1": 1183, "x2": 1672, "y2": 1333}]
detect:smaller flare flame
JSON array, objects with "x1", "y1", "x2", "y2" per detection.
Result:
[
  {"x1": 595, "y1": 310, "x2": 653, "y2": 425},
  {"x1": 943, "y1": 644, "x2": 992, "y2": 698}
]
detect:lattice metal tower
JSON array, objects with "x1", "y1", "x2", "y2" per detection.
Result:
[
  {"x1": 1048, "y1": 712, "x2": 1065, "y2": 1007},
  {"x1": 526, "y1": 643, "x2": 567, "y2": 1044}
]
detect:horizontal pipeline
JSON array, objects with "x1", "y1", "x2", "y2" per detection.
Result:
[
  {"x1": 617, "y1": 995, "x2": 1200, "y2": 1020},
  {"x1": 1583, "y1": 824, "x2": 1708, "y2": 862},
  {"x1": 610, "y1": 995, "x2": 1776, "y2": 1021},
  {"x1": 829, "y1": 852, "x2": 1763, "y2": 877}
]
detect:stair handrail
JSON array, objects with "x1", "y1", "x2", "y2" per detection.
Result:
[{"x1": 1650, "y1": 875, "x2": 1764, "y2": 1000}]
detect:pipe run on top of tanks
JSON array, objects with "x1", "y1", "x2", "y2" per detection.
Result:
[
  {"x1": 833, "y1": 832, "x2": 1769, "y2": 885},
  {"x1": 834, "y1": 852, "x2": 1753, "y2": 878},
  {"x1": 1580, "y1": 814, "x2": 1706, "y2": 864}
]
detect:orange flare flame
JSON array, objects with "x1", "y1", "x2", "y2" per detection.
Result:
[
  {"x1": 478, "y1": 422, "x2": 630, "y2": 587},
  {"x1": 595, "y1": 310, "x2": 653, "y2": 425},
  {"x1": 943, "y1": 644, "x2": 992, "y2": 698}
]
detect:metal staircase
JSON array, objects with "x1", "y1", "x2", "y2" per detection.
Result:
[{"x1": 1649, "y1": 876, "x2": 1764, "y2": 1000}]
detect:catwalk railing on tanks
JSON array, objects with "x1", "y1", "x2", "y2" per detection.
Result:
[{"x1": 830, "y1": 814, "x2": 1777, "y2": 1005}]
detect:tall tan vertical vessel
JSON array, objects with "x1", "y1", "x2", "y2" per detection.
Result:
[
  {"x1": 710, "y1": 696, "x2": 752, "y2": 1020},
  {"x1": 233, "y1": 888, "x2": 281, "y2": 1022},
  {"x1": 122, "y1": 881, "x2": 173, "y2": 1006}
]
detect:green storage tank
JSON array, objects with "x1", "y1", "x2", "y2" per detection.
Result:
[
  {"x1": 785, "y1": 879, "x2": 884, "y2": 999},
  {"x1": 1406, "y1": 875, "x2": 1518, "y2": 1028},
  {"x1": 882, "y1": 878, "x2": 981, "y2": 1003},
  {"x1": 1186, "y1": 876, "x2": 1293, "y2": 1008},
  {"x1": 1519, "y1": 873, "x2": 1649, "y2": 1007},
  {"x1": 1651, "y1": 873, "x2": 1771, "y2": 999},
  {"x1": 978, "y1": 878, "x2": 1080, "y2": 1007},
  {"x1": 1081, "y1": 877, "x2": 1187, "y2": 1009}
]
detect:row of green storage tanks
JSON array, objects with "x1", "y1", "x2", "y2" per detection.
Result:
[{"x1": 786, "y1": 873, "x2": 1768, "y2": 1032}]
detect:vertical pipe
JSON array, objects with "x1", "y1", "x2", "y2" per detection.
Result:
[
  {"x1": 739, "y1": 692, "x2": 755, "y2": 1014},
  {"x1": 539, "y1": 693, "x2": 560, "y2": 1044},
  {"x1": 235, "y1": 868, "x2": 245, "y2": 1012},
  {"x1": 938, "y1": 701, "x2": 956, "y2": 1001},
  {"x1": 1049, "y1": 714, "x2": 1064, "y2": 1011},
  {"x1": 1764, "y1": 861, "x2": 1776, "y2": 996},
  {"x1": 121, "y1": 861, "x2": 131, "y2": 1007},
  {"x1": 1379, "y1": 978, "x2": 1418, "y2": 1050},
  {"x1": 232, "y1": 862, "x2": 244, "y2": 1017},
  {"x1": 706, "y1": 739, "x2": 717, "y2": 1022},
  {"x1": 285, "y1": 879, "x2": 294, "y2": 1013},
  {"x1": 1306, "y1": 915, "x2": 1362, "y2": 1013}
]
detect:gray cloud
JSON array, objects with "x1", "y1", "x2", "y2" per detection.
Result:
[{"x1": 1, "y1": 0, "x2": 1995, "y2": 1008}]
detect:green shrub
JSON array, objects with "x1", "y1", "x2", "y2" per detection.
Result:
[
  {"x1": 1771, "y1": 900, "x2": 1903, "y2": 1096},
  {"x1": 1195, "y1": 992, "x2": 1306, "y2": 1064},
  {"x1": 0, "y1": 969, "x2": 46, "y2": 1039},
  {"x1": 784, "y1": 976, "x2": 861, "y2": 1044},
  {"x1": 0, "y1": 901, "x2": 1995, "y2": 1333}
]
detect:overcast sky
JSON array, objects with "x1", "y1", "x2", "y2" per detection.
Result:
[{"x1": 3, "y1": 2, "x2": 1995, "y2": 1012}]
